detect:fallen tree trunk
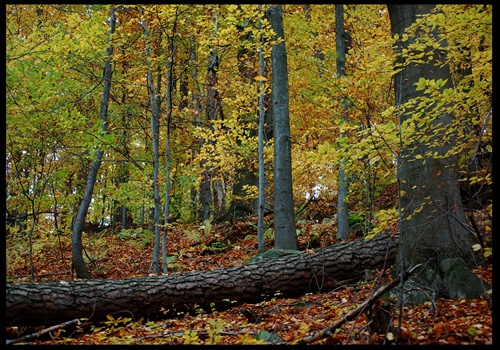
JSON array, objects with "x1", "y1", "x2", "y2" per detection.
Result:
[{"x1": 6, "y1": 234, "x2": 398, "y2": 326}]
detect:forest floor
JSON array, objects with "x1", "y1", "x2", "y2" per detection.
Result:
[{"x1": 5, "y1": 214, "x2": 493, "y2": 345}]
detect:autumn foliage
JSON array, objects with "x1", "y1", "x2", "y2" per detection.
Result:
[
  {"x1": 6, "y1": 220, "x2": 492, "y2": 344},
  {"x1": 6, "y1": 4, "x2": 491, "y2": 345}
]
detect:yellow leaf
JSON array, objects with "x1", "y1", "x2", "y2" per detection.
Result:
[
  {"x1": 227, "y1": 4, "x2": 238, "y2": 12},
  {"x1": 254, "y1": 75, "x2": 268, "y2": 81},
  {"x1": 483, "y1": 248, "x2": 492, "y2": 258}
]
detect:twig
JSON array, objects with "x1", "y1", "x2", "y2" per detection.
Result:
[
  {"x1": 6, "y1": 319, "x2": 80, "y2": 345},
  {"x1": 295, "y1": 264, "x2": 422, "y2": 345}
]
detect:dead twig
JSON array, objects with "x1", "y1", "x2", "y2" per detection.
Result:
[
  {"x1": 6, "y1": 319, "x2": 80, "y2": 345},
  {"x1": 295, "y1": 264, "x2": 422, "y2": 345}
]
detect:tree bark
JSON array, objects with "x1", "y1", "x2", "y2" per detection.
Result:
[
  {"x1": 335, "y1": 4, "x2": 350, "y2": 240},
  {"x1": 7, "y1": 234, "x2": 397, "y2": 327},
  {"x1": 257, "y1": 4, "x2": 266, "y2": 253},
  {"x1": 139, "y1": 6, "x2": 162, "y2": 274},
  {"x1": 267, "y1": 5, "x2": 298, "y2": 250},
  {"x1": 71, "y1": 6, "x2": 116, "y2": 279},
  {"x1": 388, "y1": 4, "x2": 487, "y2": 303}
]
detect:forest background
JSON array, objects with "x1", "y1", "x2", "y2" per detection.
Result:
[{"x1": 5, "y1": 4, "x2": 492, "y2": 345}]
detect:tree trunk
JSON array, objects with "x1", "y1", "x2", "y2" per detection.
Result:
[
  {"x1": 163, "y1": 7, "x2": 178, "y2": 275},
  {"x1": 7, "y1": 234, "x2": 397, "y2": 327},
  {"x1": 71, "y1": 6, "x2": 116, "y2": 279},
  {"x1": 140, "y1": 5, "x2": 162, "y2": 274},
  {"x1": 267, "y1": 5, "x2": 298, "y2": 250},
  {"x1": 200, "y1": 8, "x2": 225, "y2": 222},
  {"x1": 335, "y1": 4, "x2": 350, "y2": 240},
  {"x1": 257, "y1": 4, "x2": 266, "y2": 253},
  {"x1": 388, "y1": 4, "x2": 488, "y2": 303}
]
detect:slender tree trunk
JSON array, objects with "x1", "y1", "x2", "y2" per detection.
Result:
[
  {"x1": 335, "y1": 4, "x2": 350, "y2": 239},
  {"x1": 201, "y1": 7, "x2": 226, "y2": 222},
  {"x1": 267, "y1": 5, "x2": 298, "y2": 250},
  {"x1": 210, "y1": 9, "x2": 226, "y2": 221},
  {"x1": 71, "y1": 6, "x2": 116, "y2": 279},
  {"x1": 388, "y1": 4, "x2": 487, "y2": 303},
  {"x1": 163, "y1": 6, "x2": 180, "y2": 274},
  {"x1": 257, "y1": 4, "x2": 266, "y2": 253},
  {"x1": 118, "y1": 86, "x2": 131, "y2": 231},
  {"x1": 28, "y1": 209, "x2": 36, "y2": 281},
  {"x1": 139, "y1": 6, "x2": 162, "y2": 274},
  {"x1": 189, "y1": 39, "x2": 205, "y2": 220},
  {"x1": 163, "y1": 119, "x2": 172, "y2": 274}
]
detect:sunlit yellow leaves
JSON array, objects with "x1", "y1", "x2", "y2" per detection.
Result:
[
  {"x1": 6, "y1": 4, "x2": 492, "y2": 277},
  {"x1": 318, "y1": 141, "x2": 331, "y2": 153},
  {"x1": 415, "y1": 77, "x2": 448, "y2": 94},
  {"x1": 253, "y1": 75, "x2": 267, "y2": 81},
  {"x1": 237, "y1": 184, "x2": 259, "y2": 201},
  {"x1": 367, "y1": 208, "x2": 399, "y2": 237},
  {"x1": 464, "y1": 174, "x2": 492, "y2": 186}
]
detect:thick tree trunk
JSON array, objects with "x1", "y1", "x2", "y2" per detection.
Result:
[
  {"x1": 7, "y1": 234, "x2": 397, "y2": 327},
  {"x1": 267, "y1": 5, "x2": 298, "y2": 250},
  {"x1": 388, "y1": 4, "x2": 487, "y2": 303}
]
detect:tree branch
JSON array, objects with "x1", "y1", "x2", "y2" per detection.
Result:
[
  {"x1": 6, "y1": 319, "x2": 80, "y2": 345},
  {"x1": 296, "y1": 264, "x2": 422, "y2": 345}
]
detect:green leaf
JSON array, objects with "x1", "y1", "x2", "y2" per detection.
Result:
[
  {"x1": 415, "y1": 77, "x2": 427, "y2": 91},
  {"x1": 483, "y1": 248, "x2": 492, "y2": 258},
  {"x1": 443, "y1": 88, "x2": 454, "y2": 97}
]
